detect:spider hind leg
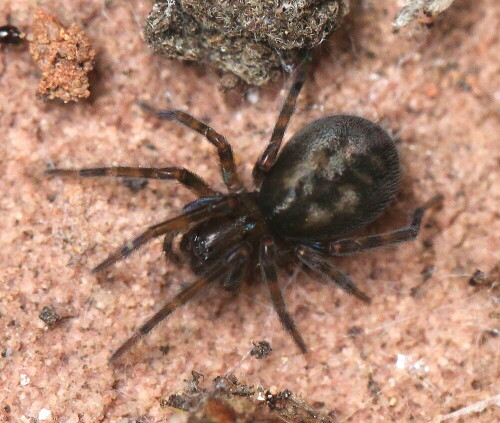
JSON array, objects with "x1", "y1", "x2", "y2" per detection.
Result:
[
  {"x1": 314, "y1": 194, "x2": 444, "y2": 256},
  {"x1": 296, "y1": 245, "x2": 371, "y2": 303}
]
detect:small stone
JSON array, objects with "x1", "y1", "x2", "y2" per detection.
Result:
[
  {"x1": 38, "y1": 408, "x2": 52, "y2": 421},
  {"x1": 20, "y1": 374, "x2": 30, "y2": 386},
  {"x1": 39, "y1": 305, "x2": 61, "y2": 327}
]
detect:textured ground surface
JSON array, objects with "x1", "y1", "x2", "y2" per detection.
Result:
[{"x1": 1, "y1": 1, "x2": 498, "y2": 422}]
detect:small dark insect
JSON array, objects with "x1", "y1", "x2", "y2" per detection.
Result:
[
  {"x1": 250, "y1": 340, "x2": 273, "y2": 359},
  {"x1": 469, "y1": 269, "x2": 487, "y2": 286},
  {"x1": 0, "y1": 24, "x2": 25, "y2": 45},
  {"x1": 46, "y1": 66, "x2": 443, "y2": 362},
  {"x1": 39, "y1": 305, "x2": 61, "y2": 327}
]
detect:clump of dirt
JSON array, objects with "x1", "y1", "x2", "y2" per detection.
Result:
[
  {"x1": 161, "y1": 372, "x2": 333, "y2": 423},
  {"x1": 28, "y1": 9, "x2": 95, "y2": 102},
  {"x1": 393, "y1": 0, "x2": 457, "y2": 30},
  {"x1": 144, "y1": 0, "x2": 349, "y2": 87}
]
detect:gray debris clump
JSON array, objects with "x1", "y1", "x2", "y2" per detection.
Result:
[
  {"x1": 393, "y1": 0, "x2": 456, "y2": 30},
  {"x1": 39, "y1": 306, "x2": 61, "y2": 327},
  {"x1": 144, "y1": 0, "x2": 349, "y2": 86}
]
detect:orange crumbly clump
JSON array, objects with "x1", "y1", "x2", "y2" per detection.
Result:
[{"x1": 28, "y1": 9, "x2": 95, "y2": 102}]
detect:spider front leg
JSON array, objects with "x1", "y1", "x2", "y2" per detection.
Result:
[
  {"x1": 314, "y1": 195, "x2": 444, "y2": 256},
  {"x1": 138, "y1": 103, "x2": 243, "y2": 192},
  {"x1": 93, "y1": 195, "x2": 240, "y2": 273},
  {"x1": 253, "y1": 65, "x2": 307, "y2": 186},
  {"x1": 46, "y1": 166, "x2": 217, "y2": 197},
  {"x1": 260, "y1": 235, "x2": 308, "y2": 354}
]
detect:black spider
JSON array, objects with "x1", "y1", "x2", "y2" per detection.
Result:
[{"x1": 46, "y1": 66, "x2": 442, "y2": 362}]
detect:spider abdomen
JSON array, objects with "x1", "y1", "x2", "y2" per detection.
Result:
[{"x1": 257, "y1": 115, "x2": 401, "y2": 239}]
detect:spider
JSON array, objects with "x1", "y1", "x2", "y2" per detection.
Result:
[{"x1": 46, "y1": 66, "x2": 443, "y2": 362}]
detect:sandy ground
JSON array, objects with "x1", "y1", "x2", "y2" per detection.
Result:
[{"x1": 1, "y1": 1, "x2": 498, "y2": 422}]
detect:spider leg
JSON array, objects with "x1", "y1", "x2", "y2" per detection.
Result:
[
  {"x1": 253, "y1": 65, "x2": 307, "y2": 186},
  {"x1": 296, "y1": 246, "x2": 371, "y2": 303},
  {"x1": 312, "y1": 195, "x2": 444, "y2": 256},
  {"x1": 109, "y1": 242, "x2": 253, "y2": 362},
  {"x1": 259, "y1": 235, "x2": 307, "y2": 354},
  {"x1": 109, "y1": 262, "x2": 220, "y2": 362},
  {"x1": 93, "y1": 195, "x2": 240, "y2": 273},
  {"x1": 46, "y1": 166, "x2": 217, "y2": 197},
  {"x1": 138, "y1": 102, "x2": 243, "y2": 192}
]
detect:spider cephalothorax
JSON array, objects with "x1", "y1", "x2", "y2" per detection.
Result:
[{"x1": 47, "y1": 66, "x2": 442, "y2": 362}]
